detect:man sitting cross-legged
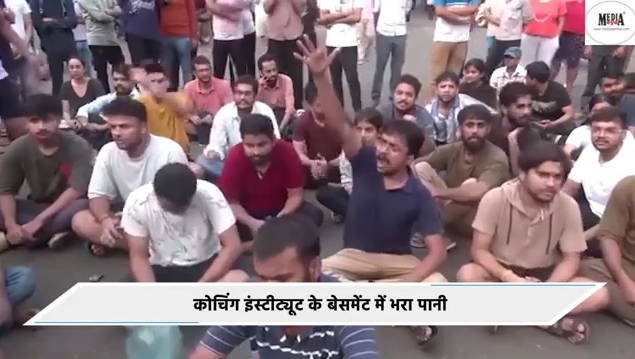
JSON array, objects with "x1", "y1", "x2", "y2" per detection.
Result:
[
  {"x1": 294, "y1": 36, "x2": 448, "y2": 350},
  {"x1": 0, "y1": 94, "x2": 93, "y2": 251},
  {"x1": 71, "y1": 98, "x2": 189, "y2": 257},
  {"x1": 456, "y1": 141, "x2": 609, "y2": 345},
  {"x1": 412, "y1": 104, "x2": 510, "y2": 250},
  {"x1": 122, "y1": 163, "x2": 248, "y2": 283},
  {"x1": 218, "y1": 114, "x2": 324, "y2": 253},
  {"x1": 580, "y1": 175, "x2": 635, "y2": 328}
]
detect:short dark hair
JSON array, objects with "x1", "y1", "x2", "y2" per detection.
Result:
[
  {"x1": 588, "y1": 93, "x2": 612, "y2": 111},
  {"x1": 395, "y1": 74, "x2": 422, "y2": 96},
  {"x1": 257, "y1": 53, "x2": 276, "y2": 70},
  {"x1": 193, "y1": 56, "x2": 211, "y2": 67},
  {"x1": 499, "y1": 82, "x2": 532, "y2": 107},
  {"x1": 24, "y1": 94, "x2": 63, "y2": 120},
  {"x1": 101, "y1": 97, "x2": 148, "y2": 122},
  {"x1": 253, "y1": 214, "x2": 321, "y2": 263},
  {"x1": 239, "y1": 113, "x2": 275, "y2": 138},
  {"x1": 68, "y1": 56, "x2": 87, "y2": 68},
  {"x1": 525, "y1": 61, "x2": 550, "y2": 83},
  {"x1": 464, "y1": 58, "x2": 486, "y2": 73},
  {"x1": 353, "y1": 108, "x2": 383, "y2": 129},
  {"x1": 602, "y1": 69, "x2": 624, "y2": 81},
  {"x1": 434, "y1": 71, "x2": 460, "y2": 86},
  {"x1": 457, "y1": 104, "x2": 492, "y2": 125},
  {"x1": 112, "y1": 63, "x2": 132, "y2": 78},
  {"x1": 233, "y1": 75, "x2": 258, "y2": 94},
  {"x1": 381, "y1": 120, "x2": 425, "y2": 157},
  {"x1": 305, "y1": 82, "x2": 318, "y2": 104},
  {"x1": 517, "y1": 141, "x2": 571, "y2": 177},
  {"x1": 589, "y1": 106, "x2": 626, "y2": 128},
  {"x1": 142, "y1": 61, "x2": 165, "y2": 75},
  {"x1": 516, "y1": 126, "x2": 542, "y2": 152},
  {"x1": 153, "y1": 163, "x2": 198, "y2": 207}
]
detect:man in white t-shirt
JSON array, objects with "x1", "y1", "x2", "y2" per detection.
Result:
[
  {"x1": 428, "y1": 0, "x2": 479, "y2": 99},
  {"x1": 71, "y1": 97, "x2": 189, "y2": 257},
  {"x1": 122, "y1": 163, "x2": 247, "y2": 282},
  {"x1": 563, "y1": 106, "x2": 635, "y2": 258},
  {"x1": 5, "y1": 0, "x2": 37, "y2": 98},
  {"x1": 318, "y1": 0, "x2": 362, "y2": 111}
]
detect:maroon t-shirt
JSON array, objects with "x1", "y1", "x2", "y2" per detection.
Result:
[{"x1": 292, "y1": 111, "x2": 343, "y2": 183}]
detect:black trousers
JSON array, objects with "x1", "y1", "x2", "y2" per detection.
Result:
[
  {"x1": 235, "y1": 201, "x2": 325, "y2": 242},
  {"x1": 485, "y1": 39, "x2": 521, "y2": 78},
  {"x1": 243, "y1": 32, "x2": 257, "y2": 77},
  {"x1": 304, "y1": 32, "x2": 318, "y2": 84},
  {"x1": 212, "y1": 39, "x2": 246, "y2": 80},
  {"x1": 577, "y1": 193, "x2": 602, "y2": 258},
  {"x1": 582, "y1": 51, "x2": 627, "y2": 102},
  {"x1": 268, "y1": 38, "x2": 304, "y2": 110},
  {"x1": 126, "y1": 34, "x2": 161, "y2": 65},
  {"x1": 326, "y1": 46, "x2": 361, "y2": 111},
  {"x1": 89, "y1": 45, "x2": 125, "y2": 92},
  {"x1": 42, "y1": 42, "x2": 76, "y2": 96},
  {"x1": 315, "y1": 186, "x2": 349, "y2": 217}
]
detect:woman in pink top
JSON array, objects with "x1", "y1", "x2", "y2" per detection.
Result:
[
  {"x1": 519, "y1": 0, "x2": 566, "y2": 66},
  {"x1": 551, "y1": 0, "x2": 585, "y2": 94}
]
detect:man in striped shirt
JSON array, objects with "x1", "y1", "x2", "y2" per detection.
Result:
[{"x1": 189, "y1": 215, "x2": 379, "y2": 359}]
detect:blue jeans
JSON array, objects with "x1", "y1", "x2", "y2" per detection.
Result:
[
  {"x1": 160, "y1": 37, "x2": 192, "y2": 87},
  {"x1": 75, "y1": 40, "x2": 93, "y2": 76},
  {"x1": 196, "y1": 154, "x2": 224, "y2": 177},
  {"x1": 0, "y1": 266, "x2": 36, "y2": 335}
]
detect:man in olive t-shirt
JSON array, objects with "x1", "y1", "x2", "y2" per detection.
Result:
[
  {"x1": 412, "y1": 105, "x2": 510, "y2": 248},
  {"x1": 0, "y1": 94, "x2": 93, "y2": 249}
]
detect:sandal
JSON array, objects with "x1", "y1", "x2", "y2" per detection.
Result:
[
  {"x1": 409, "y1": 325, "x2": 438, "y2": 350},
  {"x1": 543, "y1": 317, "x2": 590, "y2": 345},
  {"x1": 85, "y1": 242, "x2": 112, "y2": 258}
]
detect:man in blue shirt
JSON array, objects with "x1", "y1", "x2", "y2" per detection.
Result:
[
  {"x1": 294, "y1": 36, "x2": 448, "y2": 351},
  {"x1": 189, "y1": 215, "x2": 379, "y2": 359}
]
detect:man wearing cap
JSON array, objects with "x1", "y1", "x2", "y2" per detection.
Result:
[{"x1": 489, "y1": 47, "x2": 526, "y2": 95}]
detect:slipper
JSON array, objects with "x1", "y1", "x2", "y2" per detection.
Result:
[
  {"x1": 48, "y1": 231, "x2": 73, "y2": 250},
  {"x1": 543, "y1": 317, "x2": 590, "y2": 345}
]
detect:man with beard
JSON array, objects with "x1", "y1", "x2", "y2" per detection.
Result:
[
  {"x1": 294, "y1": 35, "x2": 447, "y2": 350},
  {"x1": 189, "y1": 214, "x2": 379, "y2": 359},
  {"x1": 562, "y1": 106, "x2": 635, "y2": 258},
  {"x1": 183, "y1": 56, "x2": 233, "y2": 145},
  {"x1": 597, "y1": 71, "x2": 635, "y2": 136},
  {"x1": 71, "y1": 97, "x2": 188, "y2": 257},
  {"x1": 0, "y1": 94, "x2": 92, "y2": 251},
  {"x1": 412, "y1": 104, "x2": 509, "y2": 249},
  {"x1": 198, "y1": 75, "x2": 280, "y2": 179},
  {"x1": 379, "y1": 74, "x2": 436, "y2": 155},
  {"x1": 256, "y1": 53, "x2": 295, "y2": 134},
  {"x1": 456, "y1": 141, "x2": 609, "y2": 345},
  {"x1": 122, "y1": 163, "x2": 248, "y2": 283},
  {"x1": 218, "y1": 114, "x2": 324, "y2": 253}
]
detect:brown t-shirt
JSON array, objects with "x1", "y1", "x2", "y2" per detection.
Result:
[
  {"x1": 423, "y1": 141, "x2": 510, "y2": 189},
  {"x1": 0, "y1": 133, "x2": 93, "y2": 202},
  {"x1": 597, "y1": 175, "x2": 635, "y2": 266},
  {"x1": 473, "y1": 180, "x2": 587, "y2": 269},
  {"x1": 292, "y1": 111, "x2": 342, "y2": 183}
]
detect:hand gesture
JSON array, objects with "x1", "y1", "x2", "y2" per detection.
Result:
[
  {"x1": 100, "y1": 217, "x2": 122, "y2": 247},
  {"x1": 21, "y1": 218, "x2": 44, "y2": 240},
  {"x1": 6, "y1": 223, "x2": 28, "y2": 245},
  {"x1": 402, "y1": 114, "x2": 416, "y2": 122},
  {"x1": 294, "y1": 34, "x2": 340, "y2": 77},
  {"x1": 190, "y1": 115, "x2": 202, "y2": 125},
  {"x1": 310, "y1": 159, "x2": 327, "y2": 179}
]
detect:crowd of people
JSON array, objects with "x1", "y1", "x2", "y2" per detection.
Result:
[{"x1": 0, "y1": 0, "x2": 634, "y2": 358}]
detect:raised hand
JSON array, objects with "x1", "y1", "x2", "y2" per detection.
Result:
[{"x1": 293, "y1": 34, "x2": 340, "y2": 77}]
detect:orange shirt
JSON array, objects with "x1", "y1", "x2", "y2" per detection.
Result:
[
  {"x1": 159, "y1": 0, "x2": 197, "y2": 39},
  {"x1": 523, "y1": 0, "x2": 566, "y2": 38},
  {"x1": 137, "y1": 93, "x2": 191, "y2": 152},
  {"x1": 183, "y1": 78, "x2": 233, "y2": 115}
]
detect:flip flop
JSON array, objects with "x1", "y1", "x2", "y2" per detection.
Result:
[
  {"x1": 48, "y1": 232, "x2": 73, "y2": 250},
  {"x1": 544, "y1": 317, "x2": 590, "y2": 345}
]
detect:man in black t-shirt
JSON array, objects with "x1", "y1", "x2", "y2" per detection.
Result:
[{"x1": 525, "y1": 61, "x2": 575, "y2": 136}]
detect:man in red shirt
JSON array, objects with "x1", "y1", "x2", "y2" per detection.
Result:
[
  {"x1": 159, "y1": 0, "x2": 197, "y2": 89},
  {"x1": 218, "y1": 113, "x2": 324, "y2": 251}
]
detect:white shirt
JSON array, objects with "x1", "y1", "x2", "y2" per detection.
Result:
[
  {"x1": 6, "y1": 0, "x2": 31, "y2": 40},
  {"x1": 374, "y1": 0, "x2": 408, "y2": 37},
  {"x1": 566, "y1": 125, "x2": 635, "y2": 152},
  {"x1": 88, "y1": 135, "x2": 188, "y2": 201},
  {"x1": 433, "y1": 1, "x2": 474, "y2": 42},
  {"x1": 489, "y1": 65, "x2": 526, "y2": 91},
  {"x1": 121, "y1": 181, "x2": 236, "y2": 266},
  {"x1": 568, "y1": 138, "x2": 635, "y2": 217},
  {"x1": 319, "y1": 0, "x2": 363, "y2": 47},
  {"x1": 204, "y1": 101, "x2": 280, "y2": 159}
]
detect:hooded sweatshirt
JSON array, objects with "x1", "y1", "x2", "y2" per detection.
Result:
[{"x1": 472, "y1": 179, "x2": 586, "y2": 269}]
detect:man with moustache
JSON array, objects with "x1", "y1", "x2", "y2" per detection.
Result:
[
  {"x1": 412, "y1": 104, "x2": 509, "y2": 249},
  {"x1": 256, "y1": 53, "x2": 295, "y2": 133},
  {"x1": 597, "y1": 71, "x2": 635, "y2": 136},
  {"x1": 218, "y1": 113, "x2": 324, "y2": 253}
]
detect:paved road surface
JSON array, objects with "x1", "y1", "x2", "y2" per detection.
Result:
[{"x1": 1, "y1": 12, "x2": 631, "y2": 359}]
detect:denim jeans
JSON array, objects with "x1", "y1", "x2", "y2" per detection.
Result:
[
  {"x1": 0, "y1": 266, "x2": 36, "y2": 335},
  {"x1": 371, "y1": 33, "x2": 407, "y2": 102},
  {"x1": 195, "y1": 154, "x2": 224, "y2": 177},
  {"x1": 160, "y1": 37, "x2": 192, "y2": 88},
  {"x1": 75, "y1": 40, "x2": 93, "y2": 76}
]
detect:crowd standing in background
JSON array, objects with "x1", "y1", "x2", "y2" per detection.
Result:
[{"x1": 0, "y1": 0, "x2": 635, "y2": 357}]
